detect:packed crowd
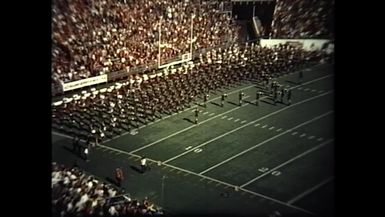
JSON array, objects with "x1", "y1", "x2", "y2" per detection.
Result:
[
  {"x1": 52, "y1": 162, "x2": 163, "y2": 216},
  {"x1": 270, "y1": 0, "x2": 334, "y2": 39},
  {"x1": 52, "y1": 41, "x2": 332, "y2": 142},
  {"x1": 52, "y1": 0, "x2": 239, "y2": 84}
]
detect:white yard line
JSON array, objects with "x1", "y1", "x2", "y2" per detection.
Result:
[
  {"x1": 240, "y1": 139, "x2": 333, "y2": 187},
  {"x1": 93, "y1": 143, "x2": 315, "y2": 215},
  {"x1": 105, "y1": 74, "x2": 334, "y2": 143},
  {"x1": 129, "y1": 99, "x2": 251, "y2": 154},
  {"x1": 99, "y1": 85, "x2": 258, "y2": 141},
  {"x1": 54, "y1": 74, "x2": 334, "y2": 149},
  {"x1": 163, "y1": 93, "x2": 333, "y2": 164},
  {"x1": 198, "y1": 111, "x2": 333, "y2": 174},
  {"x1": 52, "y1": 131, "x2": 77, "y2": 140},
  {"x1": 308, "y1": 135, "x2": 315, "y2": 140},
  {"x1": 240, "y1": 188, "x2": 315, "y2": 215},
  {"x1": 287, "y1": 177, "x2": 334, "y2": 205}
]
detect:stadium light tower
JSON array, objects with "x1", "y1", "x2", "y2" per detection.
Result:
[{"x1": 158, "y1": 17, "x2": 162, "y2": 68}]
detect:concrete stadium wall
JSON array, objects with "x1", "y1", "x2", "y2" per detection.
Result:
[{"x1": 260, "y1": 39, "x2": 331, "y2": 51}]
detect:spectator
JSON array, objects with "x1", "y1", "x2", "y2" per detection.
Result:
[
  {"x1": 52, "y1": 0, "x2": 239, "y2": 84},
  {"x1": 270, "y1": 0, "x2": 334, "y2": 39},
  {"x1": 52, "y1": 162, "x2": 163, "y2": 216}
]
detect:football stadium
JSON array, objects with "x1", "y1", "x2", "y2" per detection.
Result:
[{"x1": 51, "y1": 0, "x2": 334, "y2": 216}]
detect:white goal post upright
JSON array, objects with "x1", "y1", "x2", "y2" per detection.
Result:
[
  {"x1": 190, "y1": 13, "x2": 194, "y2": 58},
  {"x1": 158, "y1": 17, "x2": 162, "y2": 68}
]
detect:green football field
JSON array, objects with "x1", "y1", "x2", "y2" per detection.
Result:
[{"x1": 52, "y1": 63, "x2": 334, "y2": 217}]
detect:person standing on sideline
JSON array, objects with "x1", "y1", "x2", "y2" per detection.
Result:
[
  {"x1": 115, "y1": 168, "x2": 124, "y2": 187},
  {"x1": 140, "y1": 156, "x2": 147, "y2": 173},
  {"x1": 73, "y1": 136, "x2": 79, "y2": 155},
  {"x1": 83, "y1": 146, "x2": 89, "y2": 162},
  {"x1": 203, "y1": 94, "x2": 209, "y2": 108}
]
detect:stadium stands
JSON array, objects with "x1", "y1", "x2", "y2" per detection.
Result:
[
  {"x1": 270, "y1": 0, "x2": 334, "y2": 39},
  {"x1": 52, "y1": 0, "x2": 239, "y2": 84},
  {"x1": 52, "y1": 162, "x2": 163, "y2": 216}
]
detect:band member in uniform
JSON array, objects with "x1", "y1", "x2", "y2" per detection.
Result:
[
  {"x1": 277, "y1": 90, "x2": 282, "y2": 104},
  {"x1": 203, "y1": 94, "x2": 209, "y2": 108},
  {"x1": 298, "y1": 70, "x2": 303, "y2": 84},
  {"x1": 221, "y1": 93, "x2": 227, "y2": 107},
  {"x1": 273, "y1": 89, "x2": 278, "y2": 105},
  {"x1": 239, "y1": 91, "x2": 245, "y2": 106},
  {"x1": 256, "y1": 91, "x2": 262, "y2": 106},
  {"x1": 194, "y1": 107, "x2": 200, "y2": 124},
  {"x1": 280, "y1": 89, "x2": 286, "y2": 103},
  {"x1": 287, "y1": 89, "x2": 292, "y2": 105},
  {"x1": 271, "y1": 81, "x2": 276, "y2": 95}
]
